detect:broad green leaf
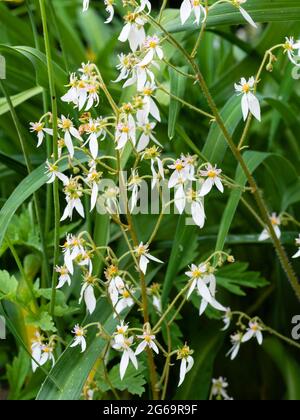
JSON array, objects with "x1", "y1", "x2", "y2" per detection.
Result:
[
  {"x1": 6, "y1": 349, "x2": 30, "y2": 401},
  {"x1": 215, "y1": 151, "x2": 269, "y2": 253},
  {"x1": 164, "y1": 1, "x2": 300, "y2": 35},
  {"x1": 264, "y1": 338, "x2": 300, "y2": 400},
  {"x1": 0, "y1": 86, "x2": 43, "y2": 116},
  {"x1": 203, "y1": 95, "x2": 241, "y2": 164},
  {"x1": 25, "y1": 310, "x2": 56, "y2": 333},
  {"x1": 168, "y1": 67, "x2": 188, "y2": 140}
]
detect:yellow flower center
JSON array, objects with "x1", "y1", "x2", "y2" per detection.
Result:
[
  {"x1": 121, "y1": 126, "x2": 129, "y2": 133},
  {"x1": 175, "y1": 163, "x2": 184, "y2": 171},
  {"x1": 143, "y1": 88, "x2": 153, "y2": 96},
  {"x1": 207, "y1": 170, "x2": 217, "y2": 178},
  {"x1": 62, "y1": 119, "x2": 72, "y2": 130},
  {"x1": 122, "y1": 290, "x2": 130, "y2": 299},
  {"x1": 242, "y1": 83, "x2": 250, "y2": 94},
  {"x1": 149, "y1": 40, "x2": 157, "y2": 49}
]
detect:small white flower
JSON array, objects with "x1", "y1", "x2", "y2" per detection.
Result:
[
  {"x1": 168, "y1": 158, "x2": 194, "y2": 189},
  {"x1": 85, "y1": 164, "x2": 102, "y2": 211},
  {"x1": 112, "y1": 336, "x2": 138, "y2": 380},
  {"x1": 135, "y1": 332, "x2": 159, "y2": 355},
  {"x1": 114, "y1": 287, "x2": 135, "y2": 317},
  {"x1": 118, "y1": 13, "x2": 146, "y2": 52},
  {"x1": 62, "y1": 234, "x2": 85, "y2": 275},
  {"x1": 61, "y1": 177, "x2": 85, "y2": 221},
  {"x1": 104, "y1": 0, "x2": 115, "y2": 23},
  {"x1": 180, "y1": 0, "x2": 207, "y2": 26},
  {"x1": 79, "y1": 274, "x2": 97, "y2": 315},
  {"x1": 139, "y1": 36, "x2": 164, "y2": 67},
  {"x1": 151, "y1": 157, "x2": 165, "y2": 189},
  {"x1": 283, "y1": 37, "x2": 300, "y2": 66},
  {"x1": 113, "y1": 321, "x2": 129, "y2": 344},
  {"x1": 39, "y1": 343, "x2": 55, "y2": 368},
  {"x1": 83, "y1": 0, "x2": 89, "y2": 12},
  {"x1": 107, "y1": 267, "x2": 125, "y2": 307},
  {"x1": 242, "y1": 321, "x2": 263, "y2": 345},
  {"x1": 135, "y1": 242, "x2": 163, "y2": 275},
  {"x1": 226, "y1": 331, "x2": 243, "y2": 360},
  {"x1": 235, "y1": 77, "x2": 261, "y2": 121},
  {"x1": 199, "y1": 163, "x2": 224, "y2": 196},
  {"x1": 55, "y1": 265, "x2": 71, "y2": 289},
  {"x1": 58, "y1": 115, "x2": 82, "y2": 158},
  {"x1": 137, "y1": 0, "x2": 152, "y2": 14},
  {"x1": 222, "y1": 308, "x2": 232, "y2": 331},
  {"x1": 186, "y1": 188, "x2": 206, "y2": 228},
  {"x1": 115, "y1": 116, "x2": 136, "y2": 150},
  {"x1": 30, "y1": 121, "x2": 53, "y2": 147},
  {"x1": 31, "y1": 332, "x2": 44, "y2": 372},
  {"x1": 70, "y1": 325, "x2": 87, "y2": 353},
  {"x1": 232, "y1": 0, "x2": 257, "y2": 28},
  {"x1": 136, "y1": 119, "x2": 162, "y2": 152},
  {"x1": 292, "y1": 235, "x2": 300, "y2": 259},
  {"x1": 45, "y1": 160, "x2": 68, "y2": 185},
  {"x1": 212, "y1": 377, "x2": 232, "y2": 400},
  {"x1": 177, "y1": 344, "x2": 194, "y2": 387},
  {"x1": 138, "y1": 83, "x2": 161, "y2": 122},
  {"x1": 186, "y1": 264, "x2": 226, "y2": 315},
  {"x1": 259, "y1": 213, "x2": 281, "y2": 242}
]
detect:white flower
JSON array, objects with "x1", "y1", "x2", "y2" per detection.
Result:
[
  {"x1": 151, "y1": 157, "x2": 165, "y2": 189},
  {"x1": 113, "y1": 321, "x2": 129, "y2": 344},
  {"x1": 62, "y1": 234, "x2": 85, "y2": 275},
  {"x1": 242, "y1": 321, "x2": 263, "y2": 345},
  {"x1": 128, "y1": 169, "x2": 142, "y2": 212},
  {"x1": 235, "y1": 77, "x2": 261, "y2": 121},
  {"x1": 139, "y1": 36, "x2": 164, "y2": 67},
  {"x1": 168, "y1": 158, "x2": 194, "y2": 188},
  {"x1": 222, "y1": 308, "x2": 232, "y2": 331},
  {"x1": 55, "y1": 265, "x2": 71, "y2": 289},
  {"x1": 39, "y1": 343, "x2": 55, "y2": 368},
  {"x1": 186, "y1": 264, "x2": 226, "y2": 315},
  {"x1": 79, "y1": 275, "x2": 97, "y2": 315},
  {"x1": 107, "y1": 273, "x2": 125, "y2": 307},
  {"x1": 283, "y1": 37, "x2": 300, "y2": 66},
  {"x1": 112, "y1": 336, "x2": 138, "y2": 380},
  {"x1": 114, "y1": 287, "x2": 135, "y2": 317},
  {"x1": 118, "y1": 13, "x2": 146, "y2": 52},
  {"x1": 115, "y1": 116, "x2": 136, "y2": 150},
  {"x1": 180, "y1": 0, "x2": 207, "y2": 26},
  {"x1": 45, "y1": 160, "x2": 68, "y2": 185},
  {"x1": 259, "y1": 213, "x2": 281, "y2": 242},
  {"x1": 135, "y1": 242, "x2": 163, "y2": 275},
  {"x1": 104, "y1": 0, "x2": 114, "y2": 23},
  {"x1": 292, "y1": 235, "x2": 300, "y2": 259},
  {"x1": 137, "y1": 83, "x2": 161, "y2": 122},
  {"x1": 31, "y1": 332, "x2": 44, "y2": 372},
  {"x1": 70, "y1": 325, "x2": 87, "y2": 353},
  {"x1": 83, "y1": 0, "x2": 89, "y2": 12},
  {"x1": 85, "y1": 165, "x2": 102, "y2": 211},
  {"x1": 232, "y1": 0, "x2": 257, "y2": 28},
  {"x1": 114, "y1": 53, "x2": 137, "y2": 84},
  {"x1": 186, "y1": 188, "x2": 206, "y2": 228},
  {"x1": 137, "y1": 0, "x2": 152, "y2": 14},
  {"x1": 226, "y1": 331, "x2": 243, "y2": 360},
  {"x1": 135, "y1": 332, "x2": 159, "y2": 355},
  {"x1": 58, "y1": 115, "x2": 82, "y2": 158},
  {"x1": 30, "y1": 121, "x2": 53, "y2": 147},
  {"x1": 177, "y1": 344, "x2": 194, "y2": 387},
  {"x1": 212, "y1": 377, "x2": 232, "y2": 400},
  {"x1": 199, "y1": 163, "x2": 224, "y2": 196},
  {"x1": 136, "y1": 119, "x2": 162, "y2": 152},
  {"x1": 61, "y1": 178, "x2": 85, "y2": 221}
]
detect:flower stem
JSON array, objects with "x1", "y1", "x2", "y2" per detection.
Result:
[{"x1": 39, "y1": 0, "x2": 60, "y2": 316}]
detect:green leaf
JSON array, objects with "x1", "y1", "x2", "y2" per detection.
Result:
[
  {"x1": 168, "y1": 67, "x2": 188, "y2": 140},
  {"x1": 0, "y1": 86, "x2": 43, "y2": 116},
  {"x1": 164, "y1": 1, "x2": 300, "y2": 35},
  {"x1": 0, "y1": 270, "x2": 18, "y2": 301},
  {"x1": 215, "y1": 151, "x2": 269, "y2": 253},
  {"x1": 6, "y1": 348, "x2": 30, "y2": 401},
  {"x1": 216, "y1": 262, "x2": 269, "y2": 296},
  {"x1": 203, "y1": 96, "x2": 241, "y2": 164},
  {"x1": 264, "y1": 338, "x2": 300, "y2": 400},
  {"x1": 99, "y1": 362, "x2": 147, "y2": 397},
  {"x1": 25, "y1": 310, "x2": 56, "y2": 333}
]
